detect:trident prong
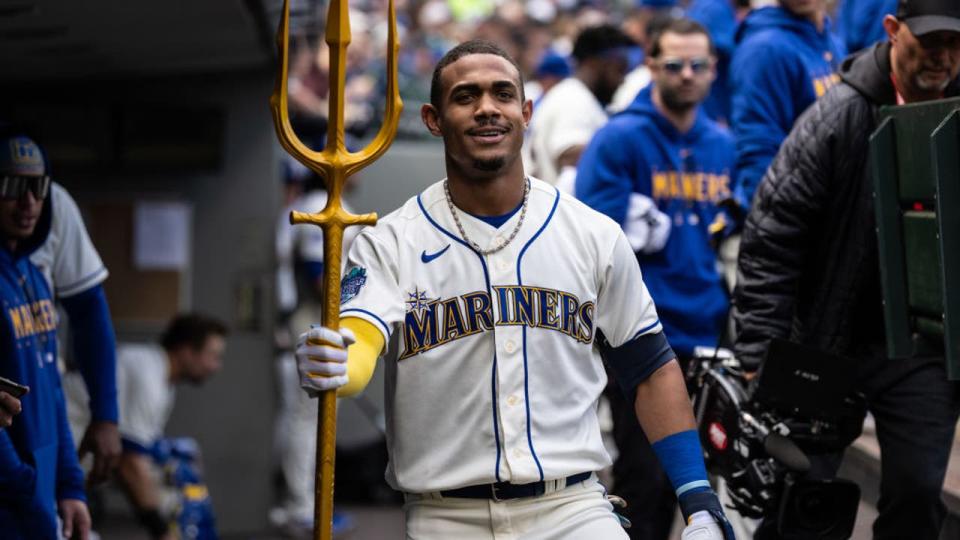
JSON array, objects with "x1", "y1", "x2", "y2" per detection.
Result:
[{"x1": 269, "y1": 0, "x2": 402, "y2": 539}]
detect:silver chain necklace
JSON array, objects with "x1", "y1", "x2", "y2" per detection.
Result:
[{"x1": 443, "y1": 178, "x2": 530, "y2": 256}]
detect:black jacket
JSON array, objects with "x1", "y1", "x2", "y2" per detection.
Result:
[{"x1": 732, "y1": 42, "x2": 960, "y2": 369}]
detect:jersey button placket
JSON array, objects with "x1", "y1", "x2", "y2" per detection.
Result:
[
  {"x1": 496, "y1": 328, "x2": 527, "y2": 479},
  {"x1": 489, "y1": 243, "x2": 533, "y2": 481}
]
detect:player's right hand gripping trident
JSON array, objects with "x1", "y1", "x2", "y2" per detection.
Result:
[{"x1": 270, "y1": 0, "x2": 401, "y2": 538}]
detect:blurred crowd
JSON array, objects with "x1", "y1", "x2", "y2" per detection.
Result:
[
  {"x1": 284, "y1": 0, "x2": 893, "y2": 143},
  {"x1": 285, "y1": 0, "x2": 726, "y2": 141}
]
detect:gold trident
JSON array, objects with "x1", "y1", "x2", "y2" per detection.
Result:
[{"x1": 269, "y1": 0, "x2": 401, "y2": 538}]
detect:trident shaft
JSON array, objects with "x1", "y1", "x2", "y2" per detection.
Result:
[{"x1": 270, "y1": 0, "x2": 401, "y2": 538}]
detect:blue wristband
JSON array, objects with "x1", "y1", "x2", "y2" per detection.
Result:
[
  {"x1": 651, "y1": 429, "x2": 711, "y2": 498},
  {"x1": 652, "y1": 430, "x2": 735, "y2": 538}
]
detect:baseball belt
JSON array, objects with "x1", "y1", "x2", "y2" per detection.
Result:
[{"x1": 437, "y1": 471, "x2": 593, "y2": 501}]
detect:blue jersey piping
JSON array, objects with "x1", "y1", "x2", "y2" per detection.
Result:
[
  {"x1": 514, "y1": 185, "x2": 560, "y2": 481},
  {"x1": 631, "y1": 318, "x2": 662, "y2": 341},
  {"x1": 417, "y1": 194, "x2": 502, "y2": 482},
  {"x1": 57, "y1": 266, "x2": 108, "y2": 297},
  {"x1": 340, "y1": 308, "x2": 392, "y2": 340}
]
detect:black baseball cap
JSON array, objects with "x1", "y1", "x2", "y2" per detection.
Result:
[{"x1": 898, "y1": 0, "x2": 960, "y2": 36}]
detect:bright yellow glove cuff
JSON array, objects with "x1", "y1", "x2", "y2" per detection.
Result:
[{"x1": 337, "y1": 317, "x2": 385, "y2": 397}]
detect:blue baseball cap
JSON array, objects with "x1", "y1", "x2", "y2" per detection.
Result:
[
  {"x1": 0, "y1": 135, "x2": 46, "y2": 177},
  {"x1": 536, "y1": 52, "x2": 571, "y2": 78}
]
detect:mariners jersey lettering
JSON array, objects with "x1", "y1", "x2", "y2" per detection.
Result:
[
  {"x1": 400, "y1": 286, "x2": 595, "y2": 359},
  {"x1": 7, "y1": 298, "x2": 58, "y2": 340},
  {"x1": 340, "y1": 178, "x2": 664, "y2": 494}
]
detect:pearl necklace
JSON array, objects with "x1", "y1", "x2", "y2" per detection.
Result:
[{"x1": 443, "y1": 178, "x2": 529, "y2": 256}]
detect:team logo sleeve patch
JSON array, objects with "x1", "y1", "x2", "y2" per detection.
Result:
[{"x1": 340, "y1": 266, "x2": 367, "y2": 304}]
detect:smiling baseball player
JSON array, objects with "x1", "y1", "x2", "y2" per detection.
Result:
[{"x1": 296, "y1": 40, "x2": 734, "y2": 539}]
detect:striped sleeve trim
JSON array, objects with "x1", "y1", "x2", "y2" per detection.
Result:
[{"x1": 57, "y1": 267, "x2": 109, "y2": 298}]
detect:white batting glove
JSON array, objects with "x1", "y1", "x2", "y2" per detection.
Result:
[
  {"x1": 681, "y1": 511, "x2": 726, "y2": 540},
  {"x1": 623, "y1": 193, "x2": 671, "y2": 254},
  {"x1": 296, "y1": 325, "x2": 356, "y2": 396}
]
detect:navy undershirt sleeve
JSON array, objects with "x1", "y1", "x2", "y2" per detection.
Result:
[
  {"x1": 598, "y1": 330, "x2": 676, "y2": 405},
  {"x1": 61, "y1": 284, "x2": 119, "y2": 423}
]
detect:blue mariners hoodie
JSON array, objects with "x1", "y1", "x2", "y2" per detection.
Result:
[
  {"x1": 730, "y1": 6, "x2": 846, "y2": 208},
  {"x1": 576, "y1": 86, "x2": 734, "y2": 357},
  {"x1": 0, "y1": 200, "x2": 86, "y2": 540}
]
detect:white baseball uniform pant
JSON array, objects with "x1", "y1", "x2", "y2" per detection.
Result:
[{"x1": 403, "y1": 476, "x2": 629, "y2": 540}]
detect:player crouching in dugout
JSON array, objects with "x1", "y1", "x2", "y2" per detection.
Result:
[{"x1": 294, "y1": 40, "x2": 736, "y2": 539}]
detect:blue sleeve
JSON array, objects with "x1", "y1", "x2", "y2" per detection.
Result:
[
  {"x1": 55, "y1": 388, "x2": 86, "y2": 501},
  {"x1": 686, "y1": 0, "x2": 736, "y2": 57},
  {"x1": 0, "y1": 429, "x2": 36, "y2": 502},
  {"x1": 729, "y1": 40, "x2": 802, "y2": 209},
  {"x1": 840, "y1": 0, "x2": 896, "y2": 52},
  {"x1": 864, "y1": 0, "x2": 898, "y2": 48},
  {"x1": 575, "y1": 123, "x2": 639, "y2": 226},
  {"x1": 61, "y1": 284, "x2": 118, "y2": 424}
]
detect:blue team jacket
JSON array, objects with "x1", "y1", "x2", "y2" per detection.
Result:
[
  {"x1": 576, "y1": 86, "x2": 734, "y2": 357},
  {"x1": 0, "y1": 209, "x2": 86, "y2": 540},
  {"x1": 729, "y1": 6, "x2": 846, "y2": 208},
  {"x1": 686, "y1": 0, "x2": 737, "y2": 124},
  {"x1": 838, "y1": 0, "x2": 897, "y2": 53}
]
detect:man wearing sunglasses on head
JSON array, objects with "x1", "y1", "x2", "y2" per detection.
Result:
[
  {"x1": 576, "y1": 18, "x2": 735, "y2": 540},
  {"x1": 0, "y1": 125, "x2": 121, "y2": 487},
  {"x1": 0, "y1": 134, "x2": 91, "y2": 539}
]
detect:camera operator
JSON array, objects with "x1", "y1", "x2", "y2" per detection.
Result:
[{"x1": 732, "y1": 1, "x2": 960, "y2": 538}]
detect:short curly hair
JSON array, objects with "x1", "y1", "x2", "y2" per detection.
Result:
[{"x1": 430, "y1": 39, "x2": 525, "y2": 109}]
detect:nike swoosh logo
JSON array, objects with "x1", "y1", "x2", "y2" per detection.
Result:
[{"x1": 421, "y1": 244, "x2": 451, "y2": 263}]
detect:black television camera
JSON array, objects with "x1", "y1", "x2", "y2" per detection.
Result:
[{"x1": 686, "y1": 339, "x2": 867, "y2": 539}]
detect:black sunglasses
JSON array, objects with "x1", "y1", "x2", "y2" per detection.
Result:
[
  {"x1": 658, "y1": 57, "x2": 713, "y2": 75},
  {"x1": 0, "y1": 175, "x2": 51, "y2": 200}
]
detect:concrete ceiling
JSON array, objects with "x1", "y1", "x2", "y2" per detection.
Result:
[{"x1": 0, "y1": 0, "x2": 326, "y2": 82}]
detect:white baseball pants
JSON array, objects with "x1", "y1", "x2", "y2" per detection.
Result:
[{"x1": 404, "y1": 476, "x2": 629, "y2": 540}]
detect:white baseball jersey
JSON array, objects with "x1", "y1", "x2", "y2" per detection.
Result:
[
  {"x1": 526, "y1": 77, "x2": 608, "y2": 185},
  {"x1": 339, "y1": 177, "x2": 666, "y2": 493},
  {"x1": 115, "y1": 344, "x2": 175, "y2": 449},
  {"x1": 65, "y1": 343, "x2": 174, "y2": 449},
  {"x1": 30, "y1": 182, "x2": 108, "y2": 298}
]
